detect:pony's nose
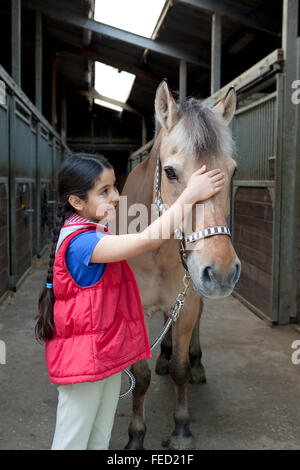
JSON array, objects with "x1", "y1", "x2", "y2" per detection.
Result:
[{"x1": 200, "y1": 259, "x2": 241, "y2": 293}]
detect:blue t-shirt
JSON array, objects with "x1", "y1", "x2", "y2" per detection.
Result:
[{"x1": 66, "y1": 231, "x2": 107, "y2": 287}]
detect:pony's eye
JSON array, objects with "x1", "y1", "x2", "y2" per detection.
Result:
[
  {"x1": 232, "y1": 168, "x2": 238, "y2": 178},
  {"x1": 164, "y1": 166, "x2": 178, "y2": 181}
]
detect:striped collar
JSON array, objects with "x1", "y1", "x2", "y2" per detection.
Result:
[{"x1": 63, "y1": 212, "x2": 100, "y2": 227}]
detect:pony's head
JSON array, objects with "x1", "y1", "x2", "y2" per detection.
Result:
[{"x1": 154, "y1": 80, "x2": 241, "y2": 298}]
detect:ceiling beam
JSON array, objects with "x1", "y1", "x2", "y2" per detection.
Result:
[
  {"x1": 139, "y1": 0, "x2": 174, "y2": 66},
  {"x1": 82, "y1": 0, "x2": 94, "y2": 47},
  {"x1": 22, "y1": 0, "x2": 209, "y2": 68},
  {"x1": 176, "y1": 0, "x2": 280, "y2": 37},
  {"x1": 67, "y1": 137, "x2": 140, "y2": 152},
  {"x1": 68, "y1": 142, "x2": 140, "y2": 152}
]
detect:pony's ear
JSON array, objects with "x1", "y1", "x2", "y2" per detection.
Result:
[
  {"x1": 213, "y1": 86, "x2": 236, "y2": 124},
  {"x1": 155, "y1": 80, "x2": 178, "y2": 132}
]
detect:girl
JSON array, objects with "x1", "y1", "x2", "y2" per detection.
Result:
[{"x1": 35, "y1": 153, "x2": 225, "y2": 450}]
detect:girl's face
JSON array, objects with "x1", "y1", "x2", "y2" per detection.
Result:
[{"x1": 70, "y1": 168, "x2": 120, "y2": 223}]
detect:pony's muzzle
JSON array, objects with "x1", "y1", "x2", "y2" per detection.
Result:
[{"x1": 199, "y1": 259, "x2": 241, "y2": 297}]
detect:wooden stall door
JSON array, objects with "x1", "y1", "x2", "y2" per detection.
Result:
[{"x1": 233, "y1": 187, "x2": 273, "y2": 318}]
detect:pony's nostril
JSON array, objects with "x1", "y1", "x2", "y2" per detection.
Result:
[
  {"x1": 232, "y1": 260, "x2": 241, "y2": 284},
  {"x1": 227, "y1": 261, "x2": 241, "y2": 285},
  {"x1": 201, "y1": 266, "x2": 214, "y2": 289}
]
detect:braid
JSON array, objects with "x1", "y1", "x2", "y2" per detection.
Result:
[
  {"x1": 35, "y1": 199, "x2": 70, "y2": 343},
  {"x1": 35, "y1": 152, "x2": 112, "y2": 343},
  {"x1": 46, "y1": 200, "x2": 70, "y2": 286}
]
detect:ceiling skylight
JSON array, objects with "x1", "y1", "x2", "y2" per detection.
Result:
[
  {"x1": 94, "y1": 0, "x2": 166, "y2": 38},
  {"x1": 94, "y1": 61, "x2": 136, "y2": 113}
]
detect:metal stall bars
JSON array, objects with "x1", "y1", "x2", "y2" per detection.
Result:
[
  {"x1": 0, "y1": 64, "x2": 69, "y2": 303},
  {"x1": 127, "y1": 139, "x2": 154, "y2": 173}
]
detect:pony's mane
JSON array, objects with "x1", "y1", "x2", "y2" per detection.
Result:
[{"x1": 155, "y1": 97, "x2": 235, "y2": 160}]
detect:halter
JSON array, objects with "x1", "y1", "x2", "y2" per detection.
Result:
[{"x1": 154, "y1": 149, "x2": 231, "y2": 271}]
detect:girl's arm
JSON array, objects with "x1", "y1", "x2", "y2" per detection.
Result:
[{"x1": 90, "y1": 165, "x2": 225, "y2": 263}]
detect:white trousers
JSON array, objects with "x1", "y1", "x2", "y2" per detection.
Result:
[{"x1": 51, "y1": 372, "x2": 122, "y2": 450}]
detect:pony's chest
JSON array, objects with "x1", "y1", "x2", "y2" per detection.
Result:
[{"x1": 128, "y1": 244, "x2": 187, "y2": 313}]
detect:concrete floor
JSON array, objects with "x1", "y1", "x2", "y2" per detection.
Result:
[{"x1": 0, "y1": 248, "x2": 300, "y2": 450}]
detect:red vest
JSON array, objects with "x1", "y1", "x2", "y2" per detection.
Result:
[{"x1": 45, "y1": 218, "x2": 151, "y2": 385}]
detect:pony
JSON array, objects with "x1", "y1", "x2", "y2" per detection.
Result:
[{"x1": 120, "y1": 80, "x2": 241, "y2": 450}]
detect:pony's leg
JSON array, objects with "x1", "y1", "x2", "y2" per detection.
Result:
[
  {"x1": 124, "y1": 314, "x2": 152, "y2": 450},
  {"x1": 168, "y1": 299, "x2": 199, "y2": 450},
  {"x1": 124, "y1": 359, "x2": 151, "y2": 450},
  {"x1": 189, "y1": 298, "x2": 207, "y2": 384},
  {"x1": 155, "y1": 312, "x2": 172, "y2": 375}
]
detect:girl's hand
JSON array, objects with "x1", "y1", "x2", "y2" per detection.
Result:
[{"x1": 183, "y1": 165, "x2": 225, "y2": 204}]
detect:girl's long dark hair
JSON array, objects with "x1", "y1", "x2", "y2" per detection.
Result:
[{"x1": 35, "y1": 153, "x2": 113, "y2": 343}]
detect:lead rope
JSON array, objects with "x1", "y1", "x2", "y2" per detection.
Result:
[{"x1": 120, "y1": 271, "x2": 191, "y2": 398}]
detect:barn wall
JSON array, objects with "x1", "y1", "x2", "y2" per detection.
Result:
[{"x1": 0, "y1": 65, "x2": 67, "y2": 301}]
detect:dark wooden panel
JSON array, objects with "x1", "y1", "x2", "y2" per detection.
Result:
[
  {"x1": 235, "y1": 186, "x2": 273, "y2": 203},
  {"x1": 234, "y1": 214, "x2": 273, "y2": 236},
  {"x1": 234, "y1": 186, "x2": 273, "y2": 318},
  {"x1": 235, "y1": 271, "x2": 272, "y2": 316},
  {"x1": 235, "y1": 230, "x2": 272, "y2": 256},
  {"x1": 235, "y1": 199, "x2": 273, "y2": 221},
  {"x1": 235, "y1": 242, "x2": 272, "y2": 275}
]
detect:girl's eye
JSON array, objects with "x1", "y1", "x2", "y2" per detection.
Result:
[
  {"x1": 164, "y1": 167, "x2": 178, "y2": 181},
  {"x1": 101, "y1": 189, "x2": 108, "y2": 195}
]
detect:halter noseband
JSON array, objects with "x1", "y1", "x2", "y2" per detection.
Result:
[{"x1": 154, "y1": 149, "x2": 231, "y2": 271}]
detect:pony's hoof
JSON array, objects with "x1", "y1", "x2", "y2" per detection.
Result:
[
  {"x1": 168, "y1": 435, "x2": 194, "y2": 450},
  {"x1": 189, "y1": 364, "x2": 206, "y2": 384},
  {"x1": 125, "y1": 424, "x2": 146, "y2": 450},
  {"x1": 124, "y1": 440, "x2": 145, "y2": 450},
  {"x1": 155, "y1": 356, "x2": 170, "y2": 375}
]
